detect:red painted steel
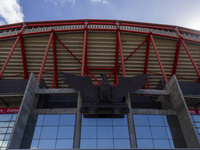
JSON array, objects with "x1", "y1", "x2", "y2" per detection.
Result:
[
  {"x1": 84, "y1": 24, "x2": 88, "y2": 77},
  {"x1": 26, "y1": 22, "x2": 84, "y2": 27},
  {"x1": 0, "y1": 26, "x2": 25, "y2": 79},
  {"x1": 87, "y1": 70, "x2": 100, "y2": 84},
  {"x1": 55, "y1": 36, "x2": 82, "y2": 64},
  {"x1": 52, "y1": 35, "x2": 58, "y2": 88},
  {"x1": 181, "y1": 39, "x2": 200, "y2": 81},
  {"x1": 172, "y1": 40, "x2": 181, "y2": 75},
  {"x1": 37, "y1": 31, "x2": 54, "y2": 83},
  {"x1": 114, "y1": 32, "x2": 119, "y2": 84},
  {"x1": 150, "y1": 34, "x2": 168, "y2": 84},
  {"x1": 117, "y1": 25, "x2": 126, "y2": 77},
  {"x1": 144, "y1": 37, "x2": 151, "y2": 89},
  {"x1": 20, "y1": 37, "x2": 28, "y2": 79},
  {"x1": 81, "y1": 24, "x2": 87, "y2": 77},
  {"x1": 0, "y1": 25, "x2": 22, "y2": 31},
  {"x1": 88, "y1": 68, "x2": 114, "y2": 70}
]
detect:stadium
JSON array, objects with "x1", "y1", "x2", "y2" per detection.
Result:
[{"x1": 0, "y1": 19, "x2": 200, "y2": 149}]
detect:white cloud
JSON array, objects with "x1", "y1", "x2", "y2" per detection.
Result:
[
  {"x1": 0, "y1": 0, "x2": 24, "y2": 24},
  {"x1": 44, "y1": 0, "x2": 75, "y2": 6},
  {"x1": 90, "y1": 0, "x2": 108, "y2": 4}
]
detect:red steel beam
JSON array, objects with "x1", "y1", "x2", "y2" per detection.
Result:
[
  {"x1": 150, "y1": 33, "x2": 168, "y2": 84},
  {"x1": 56, "y1": 36, "x2": 81, "y2": 64},
  {"x1": 37, "y1": 31, "x2": 54, "y2": 83},
  {"x1": 172, "y1": 40, "x2": 181, "y2": 75},
  {"x1": 81, "y1": 24, "x2": 87, "y2": 77},
  {"x1": 181, "y1": 39, "x2": 200, "y2": 81},
  {"x1": 0, "y1": 27, "x2": 24, "y2": 79},
  {"x1": 52, "y1": 34, "x2": 58, "y2": 88},
  {"x1": 20, "y1": 37, "x2": 28, "y2": 79},
  {"x1": 84, "y1": 25, "x2": 88, "y2": 77},
  {"x1": 87, "y1": 70, "x2": 100, "y2": 84},
  {"x1": 117, "y1": 25, "x2": 126, "y2": 77},
  {"x1": 114, "y1": 31, "x2": 119, "y2": 84}
]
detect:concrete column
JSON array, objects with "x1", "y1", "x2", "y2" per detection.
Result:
[
  {"x1": 126, "y1": 93, "x2": 137, "y2": 148},
  {"x1": 8, "y1": 73, "x2": 37, "y2": 149},
  {"x1": 73, "y1": 92, "x2": 82, "y2": 148},
  {"x1": 167, "y1": 75, "x2": 200, "y2": 148}
]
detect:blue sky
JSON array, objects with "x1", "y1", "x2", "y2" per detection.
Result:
[{"x1": 0, "y1": 0, "x2": 200, "y2": 30}]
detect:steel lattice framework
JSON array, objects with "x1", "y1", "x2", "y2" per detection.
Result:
[{"x1": 0, "y1": 19, "x2": 200, "y2": 89}]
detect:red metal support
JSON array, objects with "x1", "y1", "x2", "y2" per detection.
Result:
[
  {"x1": 81, "y1": 24, "x2": 87, "y2": 77},
  {"x1": 37, "y1": 31, "x2": 54, "y2": 83},
  {"x1": 52, "y1": 34, "x2": 58, "y2": 88},
  {"x1": 172, "y1": 40, "x2": 181, "y2": 75},
  {"x1": 0, "y1": 27, "x2": 24, "y2": 79},
  {"x1": 150, "y1": 33, "x2": 168, "y2": 84},
  {"x1": 117, "y1": 25, "x2": 126, "y2": 77},
  {"x1": 176, "y1": 30, "x2": 200, "y2": 81},
  {"x1": 144, "y1": 36, "x2": 151, "y2": 89},
  {"x1": 114, "y1": 31, "x2": 119, "y2": 84},
  {"x1": 20, "y1": 37, "x2": 28, "y2": 79},
  {"x1": 84, "y1": 25, "x2": 88, "y2": 77}
]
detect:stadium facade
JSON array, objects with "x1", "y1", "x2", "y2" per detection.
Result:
[{"x1": 0, "y1": 19, "x2": 200, "y2": 149}]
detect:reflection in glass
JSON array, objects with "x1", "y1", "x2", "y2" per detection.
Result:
[
  {"x1": 149, "y1": 115, "x2": 165, "y2": 126},
  {"x1": 134, "y1": 115, "x2": 149, "y2": 126},
  {"x1": 0, "y1": 115, "x2": 12, "y2": 121},
  {"x1": 153, "y1": 140, "x2": 170, "y2": 149},
  {"x1": 135, "y1": 127, "x2": 151, "y2": 138},
  {"x1": 137, "y1": 139, "x2": 154, "y2": 149},
  {"x1": 30, "y1": 114, "x2": 75, "y2": 149},
  {"x1": 80, "y1": 115, "x2": 130, "y2": 149},
  {"x1": 38, "y1": 140, "x2": 56, "y2": 149},
  {"x1": 151, "y1": 127, "x2": 168, "y2": 139}
]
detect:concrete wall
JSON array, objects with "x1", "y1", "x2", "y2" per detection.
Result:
[
  {"x1": 8, "y1": 73, "x2": 37, "y2": 149},
  {"x1": 167, "y1": 75, "x2": 200, "y2": 148}
]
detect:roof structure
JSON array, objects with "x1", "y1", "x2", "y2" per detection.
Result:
[{"x1": 0, "y1": 19, "x2": 200, "y2": 89}]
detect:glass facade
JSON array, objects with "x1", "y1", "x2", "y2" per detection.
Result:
[
  {"x1": 0, "y1": 114, "x2": 17, "y2": 150},
  {"x1": 80, "y1": 115, "x2": 130, "y2": 149},
  {"x1": 191, "y1": 115, "x2": 200, "y2": 139},
  {"x1": 30, "y1": 114, "x2": 75, "y2": 149},
  {"x1": 133, "y1": 115, "x2": 175, "y2": 149}
]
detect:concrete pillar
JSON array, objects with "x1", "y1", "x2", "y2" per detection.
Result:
[
  {"x1": 126, "y1": 93, "x2": 137, "y2": 148},
  {"x1": 167, "y1": 75, "x2": 200, "y2": 148},
  {"x1": 73, "y1": 92, "x2": 82, "y2": 148},
  {"x1": 8, "y1": 73, "x2": 37, "y2": 149}
]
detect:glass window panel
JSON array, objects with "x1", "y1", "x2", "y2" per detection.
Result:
[
  {"x1": 80, "y1": 139, "x2": 96, "y2": 149},
  {"x1": 113, "y1": 126, "x2": 129, "y2": 138},
  {"x1": 97, "y1": 126, "x2": 113, "y2": 138},
  {"x1": 97, "y1": 139, "x2": 113, "y2": 149},
  {"x1": 7, "y1": 128, "x2": 12, "y2": 133},
  {"x1": 113, "y1": 116, "x2": 128, "y2": 126},
  {"x1": 0, "y1": 141, "x2": 2, "y2": 147},
  {"x1": 192, "y1": 115, "x2": 200, "y2": 122},
  {"x1": 33, "y1": 127, "x2": 42, "y2": 139},
  {"x1": 149, "y1": 115, "x2": 165, "y2": 127},
  {"x1": 163, "y1": 115, "x2": 169, "y2": 126},
  {"x1": 0, "y1": 114, "x2": 12, "y2": 121},
  {"x1": 82, "y1": 117, "x2": 96, "y2": 126},
  {"x1": 166, "y1": 127, "x2": 173, "y2": 139},
  {"x1": 43, "y1": 115, "x2": 59, "y2": 126},
  {"x1": 114, "y1": 139, "x2": 130, "y2": 149},
  {"x1": 1, "y1": 141, "x2": 8, "y2": 148},
  {"x1": 11, "y1": 114, "x2": 17, "y2": 121},
  {"x1": 0, "y1": 128, "x2": 7, "y2": 134},
  {"x1": 137, "y1": 139, "x2": 154, "y2": 149},
  {"x1": 134, "y1": 115, "x2": 149, "y2": 126},
  {"x1": 151, "y1": 127, "x2": 168, "y2": 139},
  {"x1": 81, "y1": 126, "x2": 96, "y2": 138},
  {"x1": 40, "y1": 127, "x2": 58, "y2": 139},
  {"x1": 38, "y1": 140, "x2": 56, "y2": 149},
  {"x1": 169, "y1": 140, "x2": 175, "y2": 148},
  {"x1": 57, "y1": 126, "x2": 74, "y2": 138},
  {"x1": 0, "y1": 134, "x2": 5, "y2": 140},
  {"x1": 59, "y1": 114, "x2": 75, "y2": 126},
  {"x1": 135, "y1": 127, "x2": 152, "y2": 138},
  {"x1": 195, "y1": 123, "x2": 200, "y2": 127},
  {"x1": 153, "y1": 139, "x2": 171, "y2": 149},
  {"x1": 56, "y1": 139, "x2": 73, "y2": 149},
  {"x1": 36, "y1": 115, "x2": 44, "y2": 126},
  {"x1": 0, "y1": 122, "x2": 9, "y2": 127},
  {"x1": 197, "y1": 128, "x2": 200, "y2": 133},
  {"x1": 30, "y1": 140, "x2": 39, "y2": 149},
  {"x1": 97, "y1": 118, "x2": 112, "y2": 126},
  {"x1": 4, "y1": 134, "x2": 10, "y2": 140},
  {"x1": 9, "y1": 122, "x2": 14, "y2": 127}
]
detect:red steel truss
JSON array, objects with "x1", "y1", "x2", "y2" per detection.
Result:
[{"x1": 0, "y1": 19, "x2": 200, "y2": 87}]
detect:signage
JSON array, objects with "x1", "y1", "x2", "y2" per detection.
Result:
[
  {"x1": 189, "y1": 109, "x2": 200, "y2": 115},
  {"x1": 0, "y1": 108, "x2": 19, "y2": 114}
]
